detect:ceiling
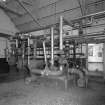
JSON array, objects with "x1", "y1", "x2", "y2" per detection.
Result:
[{"x1": 0, "y1": 0, "x2": 105, "y2": 33}]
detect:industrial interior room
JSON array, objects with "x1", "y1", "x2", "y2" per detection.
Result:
[{"x1": 0, "y1": 0, "x2": 105, "y2": 105}]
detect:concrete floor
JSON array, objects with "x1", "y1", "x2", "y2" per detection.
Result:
[{"x1": 0, "y1": 71, "x2": 105, "y2": 105}]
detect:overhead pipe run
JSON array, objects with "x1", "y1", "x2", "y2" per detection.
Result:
[{"x1": 72, "y1": 10, "x2": 105, "y2": 22}]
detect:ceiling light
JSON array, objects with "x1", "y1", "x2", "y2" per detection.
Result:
[{"x1": 0, "y1": 0, "x2": 6, "y2": 2}]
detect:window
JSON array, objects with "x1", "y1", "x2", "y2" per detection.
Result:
[{"x1": 88, "y1": 46, "x2": 93, "y2": 56}]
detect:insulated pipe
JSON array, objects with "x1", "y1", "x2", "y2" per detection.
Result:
[
  {"x1": 51, "y1": 27, "x2": 54, "y2": 66},
  {"x1": 59, "y1": 16, "x2": 63, "y2": 71}
]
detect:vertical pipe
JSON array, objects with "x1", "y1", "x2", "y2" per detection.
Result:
[
  {"x1": 86, "y1": 43, "x2": 88, "y2": 70},
  {"x1": 27, "y1": 37, "x2": 30, "y2": 65},
  {"x1": 59, "y1": 16, "x2": 63, "y2": 50},
  {"x1": 33, "y1": 39, "x2": 36, "y2": 59},
  {"x1": 22, "y1": 41, "x2": 25, "y2": 68},
  {"x1": 103, "y1": 43, "x2": 105, "y2": 80},
  {"x1": 6, "y1": 39, "x2": 9, "y2": 61},
  {"x1": 16, "y1": 39, "x2": 18, "y2": 48},
  {"x1": 80, "y1": 43, "x2": 82, "y2": 66},
  {"x1": 51, "y1": 27, "x2": 54, "y2": 66},
  {"x1": 59, "y1": 16, "x2": 63, "y2": 71},
  {"x1": 73, "y1": 41, "x2": 76, "y2": 67},
  {"x1": 43, "y1": 41, "x2": 47, "y2": 65}
]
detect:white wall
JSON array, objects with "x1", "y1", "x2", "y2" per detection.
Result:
[
  {"x1": 88, "y1": 44, "x2": 103, "y2": 62},
  {"x1": 88, "y1": 44, "x2": 103, "y2": 71},
  {"x1": 0, "y1": 37, "x2": 7, "y2": 58},
  {"x1": 0, "y1": 9, "x2": 19, "y2": 58},
  {"x1": 0, "y1": 8, "x2": 19, "y2": 35}
]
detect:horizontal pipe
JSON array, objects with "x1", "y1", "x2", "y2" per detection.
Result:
[
  {"x1": 17, "y1": 23, "x2": 59, "y2": 34},
  {"x1": 31, "y1": 69, "x2": 63, "y2": 76},
  {"x1": 31, "y1": 69, "x2": 44, "y2": 75},
  {"x1": 87, "y1": 0, "x2": 105, "y2": 7},
  {"x1": 72, "y1": 10, "x2": 105, "y2": 22}
]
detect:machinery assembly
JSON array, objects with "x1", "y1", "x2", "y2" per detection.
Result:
[
  {"x1": 6, "y1": 16, "x2": 90, "y2": 89},
  {"x1": 1, "y1": 0, "x2": 105, "y2": 105}
]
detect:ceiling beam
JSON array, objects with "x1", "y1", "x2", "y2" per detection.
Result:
[
  {"x1": 15, "y1": 6, "x2": 80, "y2": 27},
  {"x1": 22, "y1": 1, "x2": 33, "y2": 6},
  {"x1": 0, "y1": 3, "x2": 22, "y2": 16},
  {"x1": 21, "y1": 0, "x2": 65, "y2": 18},
  {"x1": 77, "y1": 0, "x2": 84, "y2": 16},
  {"x1": 16, "y1": 0, "x2": 42, "y2": 27},
  {"x1": 17, "y1": 23, "x2": 59, "y2": 34},
  {"x1": 38, "y1": 0, "x2": 63, "y2": 10}
]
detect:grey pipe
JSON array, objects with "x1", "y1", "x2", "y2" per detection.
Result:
[{"x1": 27, "y1": 37, "x2": 30, "y2": 66}]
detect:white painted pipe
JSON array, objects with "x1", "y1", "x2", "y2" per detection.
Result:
[
  {"x1": 103, "y1": 43, "x2": 105, "y2": 80},
  {"x1": 33, "y1": 39, "x2": 37, "y2": 58},
  {"x1": 59, "y1": 16, "x2": 63, "y2": 71},
  {"x1": 16, "y1": 39, "x2": 18, "y2": 48},
  {"x1": 31, "y1": 69, "x2": 44, "y2": 75},
  {"x1": 43, "y1": 41, "x2": 47, "y2": 65},
  {"x1": 51, "y1": 27, "x2": 54, "y2": 66},
  {"x1": 59, "y1": 16, "x2": 63, "y2": 50},
  {"x1": 86, "y1": 44, "x2": 88, "y2": 70},
  {"x1": 31, "y1": 69, "x2": 63, "y2": 76}
]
